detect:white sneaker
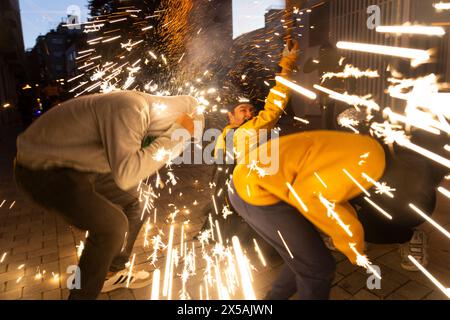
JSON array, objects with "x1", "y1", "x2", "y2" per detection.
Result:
[
  {"x1": 400, "y1": 229, "x2": 429, "y2": 272},
  {"x1": 101, "y1": 270, "x2": 151, "y2": 293}
]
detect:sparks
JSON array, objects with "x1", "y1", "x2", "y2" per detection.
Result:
[{"x1": 336, "y1": 41, "x2": 431, "y2": 67}]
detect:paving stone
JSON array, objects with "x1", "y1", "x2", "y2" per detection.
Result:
[
  {"x1": 351, "y1": 289, "x2": 381, "y2": 300},
  {"x1": 329, "y1": 285, "x2": 352, "y2": 300},
  {"x1": 43, "y1": 288, "x2": 62, "y2": 300},
  {"x1": 337, "y1": 272, "x2": 368, "y2": 295},
  {"x1": 395, "y1": 281, "x2": 433, "y2": 300}
]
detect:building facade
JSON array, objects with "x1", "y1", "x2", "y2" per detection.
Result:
[{"x1": 0, "y1": 0, "x2": 25, "y2": 118}]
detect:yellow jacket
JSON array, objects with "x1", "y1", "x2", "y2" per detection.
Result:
[
  {"x1": 232, "y1": 131, "x2": 386, "y2": 264},
  {"x1": 214, "y1": 82, "x2": 291, "y2": 162}
]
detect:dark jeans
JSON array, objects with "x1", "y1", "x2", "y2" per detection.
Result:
[
  {"x1": 228, "y1": 182, "x2": 335, "y2": 300},
  {"x1": 14, "y1": 163, "x2": 146, "y2": 300}
]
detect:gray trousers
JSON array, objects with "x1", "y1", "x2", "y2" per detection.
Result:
[
  {"x1": 228, "y1": 181, "x2": 335, "y2": 300},
  {"x1": 14, "y1": 163, "x2": 146, "y2": 300}
]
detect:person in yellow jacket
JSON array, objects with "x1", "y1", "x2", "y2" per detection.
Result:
[
  {"x1": 214, "y1": 40, "x2": 299, "y2": 164},
  {"x1": 228, "y1": 131, "x2": 386, "y2": 299},
  {"x1": 202, "y1": 40, "x2": 299, "y2": 248}
]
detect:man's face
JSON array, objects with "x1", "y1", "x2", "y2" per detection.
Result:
[{"x1": 229, "y1": 104, "x2": 256, "y2": 127}]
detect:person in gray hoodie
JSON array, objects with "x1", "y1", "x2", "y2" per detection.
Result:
[{"x1": 14, "y1": 90, "x2": 204, "y2": 300}]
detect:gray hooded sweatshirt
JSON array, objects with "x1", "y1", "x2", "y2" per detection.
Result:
[{"x1": 16, "y1": 90, "x2": 203, "y2": 190}]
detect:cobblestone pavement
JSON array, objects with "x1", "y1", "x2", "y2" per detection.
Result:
[{"x1": 0, "y1": 124, "x2": 449, "y2": 300}]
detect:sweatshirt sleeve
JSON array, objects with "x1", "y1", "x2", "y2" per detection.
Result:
[{"x1": 97, "y1": 101, "x2": 189, "y2": 190}]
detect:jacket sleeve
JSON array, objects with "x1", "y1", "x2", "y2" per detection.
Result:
[
  {"x1": 97, "y1": 103, "x2": 190, "y2": 190},
  {"x1": 239, "y1": 81, "x2": 290, "y2": 132}
]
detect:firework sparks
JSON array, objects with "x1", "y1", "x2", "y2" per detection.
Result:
[
  {"x1": 362, "y1": 173, "x2": 396, "y2": 198},
  {"x1": 253, "y1": 239, "x2": 267, "y2": 267},
  {"x1": 232, "y1": 236, "x2": 256, "y2": 300},
  {"x1": 286, "y1": 182, "x2": 309, "y2": 213},
  {"x1": 275, "y1": 76, "x2": 317, "y2": 100},
  {"x1": 408, "y1": 255, "x2": 450, "y2": 298},
  {"x1": 437, "y1": 187, "x2": 450, "y2": 198},
  {"x1": 322, "y1": 64, "x2": 379, "y2": 82},
  {"x1": 126, "y1": 253, "x2": 136, "y2": 288},
  {"x1": 349, "y1": 243, "x2": 381, "y2": 279},
  {"x1": 0, "y1": 252, "x2": 7, "y2": 264},
  {"x1": 151, "y1": 269, "x2": 161, "y2": 300},
  {"x1": 319, "y1": 194, "x2": 353, "y2": 237},
  {"x1": 409, "y1": 204, "x2": 450, "y2": 238},
  {"x1": 342, "y1": 169, "x2": 371, "y2": 197},
  {"x1": 314, "y1": 84, "x2": 381, "y2": 113},
  {"x1": 363, "y1": 197, "x2": 393, "y2": 220},
  {"x1": 376, "y1": 25, "x2": 445, "y2": 36},
  {"x1": 434, "y1": 2, "x2": 450, "y2": 10},
  {"x1": 336, "y1": 41, "x2": 431, "y2": 67}
]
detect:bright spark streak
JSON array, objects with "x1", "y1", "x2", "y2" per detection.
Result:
[
  {"x1": 362, "y1": 173, "x2": 395, "y2": 198},
  {"x1": 253, "y1": 239, "x2": 267, "y2": 267},
  {"x1": 294, "y1": 116, "x2": 310, "y2": 124},
  {"x1": 151, "y1": 269, "x2": 160, "y2": 300},
  {"x1": 314, "y1": 84, "x2": 380, "y2": 112},
  {"x1": 9, "y1": 201, "x2": 15, "y2": 209},
  {"x1": 337, "y1": 41, "x2": 431, "y2": 67},
  {"x1": 322, "y1": 64, "x2": 379, "y2": 82},
  {"x1": 363, "y1": 197, "x2": 393, "y2": 220},
  {"x1": 319, "y1": 194, "x2": 353, "y2": 237},
  {"x1": 270, "y1": 88, "x2": 287, "y2": 98},
  {"x1": 277, "y1": 231, "x2": 294, "y2": 259},
  {"x1": 400, "y1": 139, "x2": 450, "y2": 169},
  {"x1": 376, "y1": 25, "x2": 445, "y2": 36},
  {"x1": 0, "y1": 200, "x2": 5, "y2": 208},
  {"x1": 434, "y1": 2, "x2": 450, "y2": 10},
  {"x1": 215, "y1": 220, "x2": 223, "y2": 245},
  {"x1": 314, "y1": 172, "x2": 328, "y2": 188},
  {"x1": 232, "y1": 236, "x2": 256, "y2": 300},
  {"x1": 384, "y1": 107, "x2": 441, "y2": 135},
  {"x1": 0, "y1": 252, "x2": 6, "y2": 263},
  {"x1": 286, "y1": 182, "x2": 309, "y2": 212},
  {"x1": 126, "y1": 253, "x2": 136, "y2": 288},
  {"x1": 349, "y1": 243, "x2": 381, "y2": 279},
  {"x1": 438, "y1": 187, "x2": 450, "y2": 198},
  {"x1": 409, "y1": 204, "x2": 450, "y2": 238},
  {"x1": 408, "y1": 255, "x2": 450, "y2": 298},
  {"x1": 212, "y1": 195, "x2": 218, "y2": 215},
  {"x1": 343, "y1": 169, "x2": 371, "y2": 197},
  {"x1": 275, "y1": 76, "x2": 317, "y2": 100},
  {"x1": 163, "y1": 224, "x2": 175, "y2": 296}
]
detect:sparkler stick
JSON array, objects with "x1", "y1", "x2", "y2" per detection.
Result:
[
  {"x1": 342, "y1": 169, "x2": 371, "y2": 197},
  {"x1": 408, "y1": 255, "x2": 450, "y2": 298},
  {"x1": 150, "y1": 269, "x2": 161, "y2": 300},
  {"x1": 286, "y1": 182, "x2": 309, "y2": 212},
  {"x1": 232, "y1": 236, "x2": 256, "y2": 300},
  {"x1": 363, "y1": 197, "x2": 393, "y2": 220},
  {"x1": 336, "y1": 41, "x2": 431, "y2": 66},
  {"x1": 163, "y1": 224, "x2": 175, "y2": 296},
  {"x1": 275, "y1": 76, "x2": 317, "y2": 100},
  {"x1": 409, "y1": 204, "x2": 450, "y2": 238}
]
